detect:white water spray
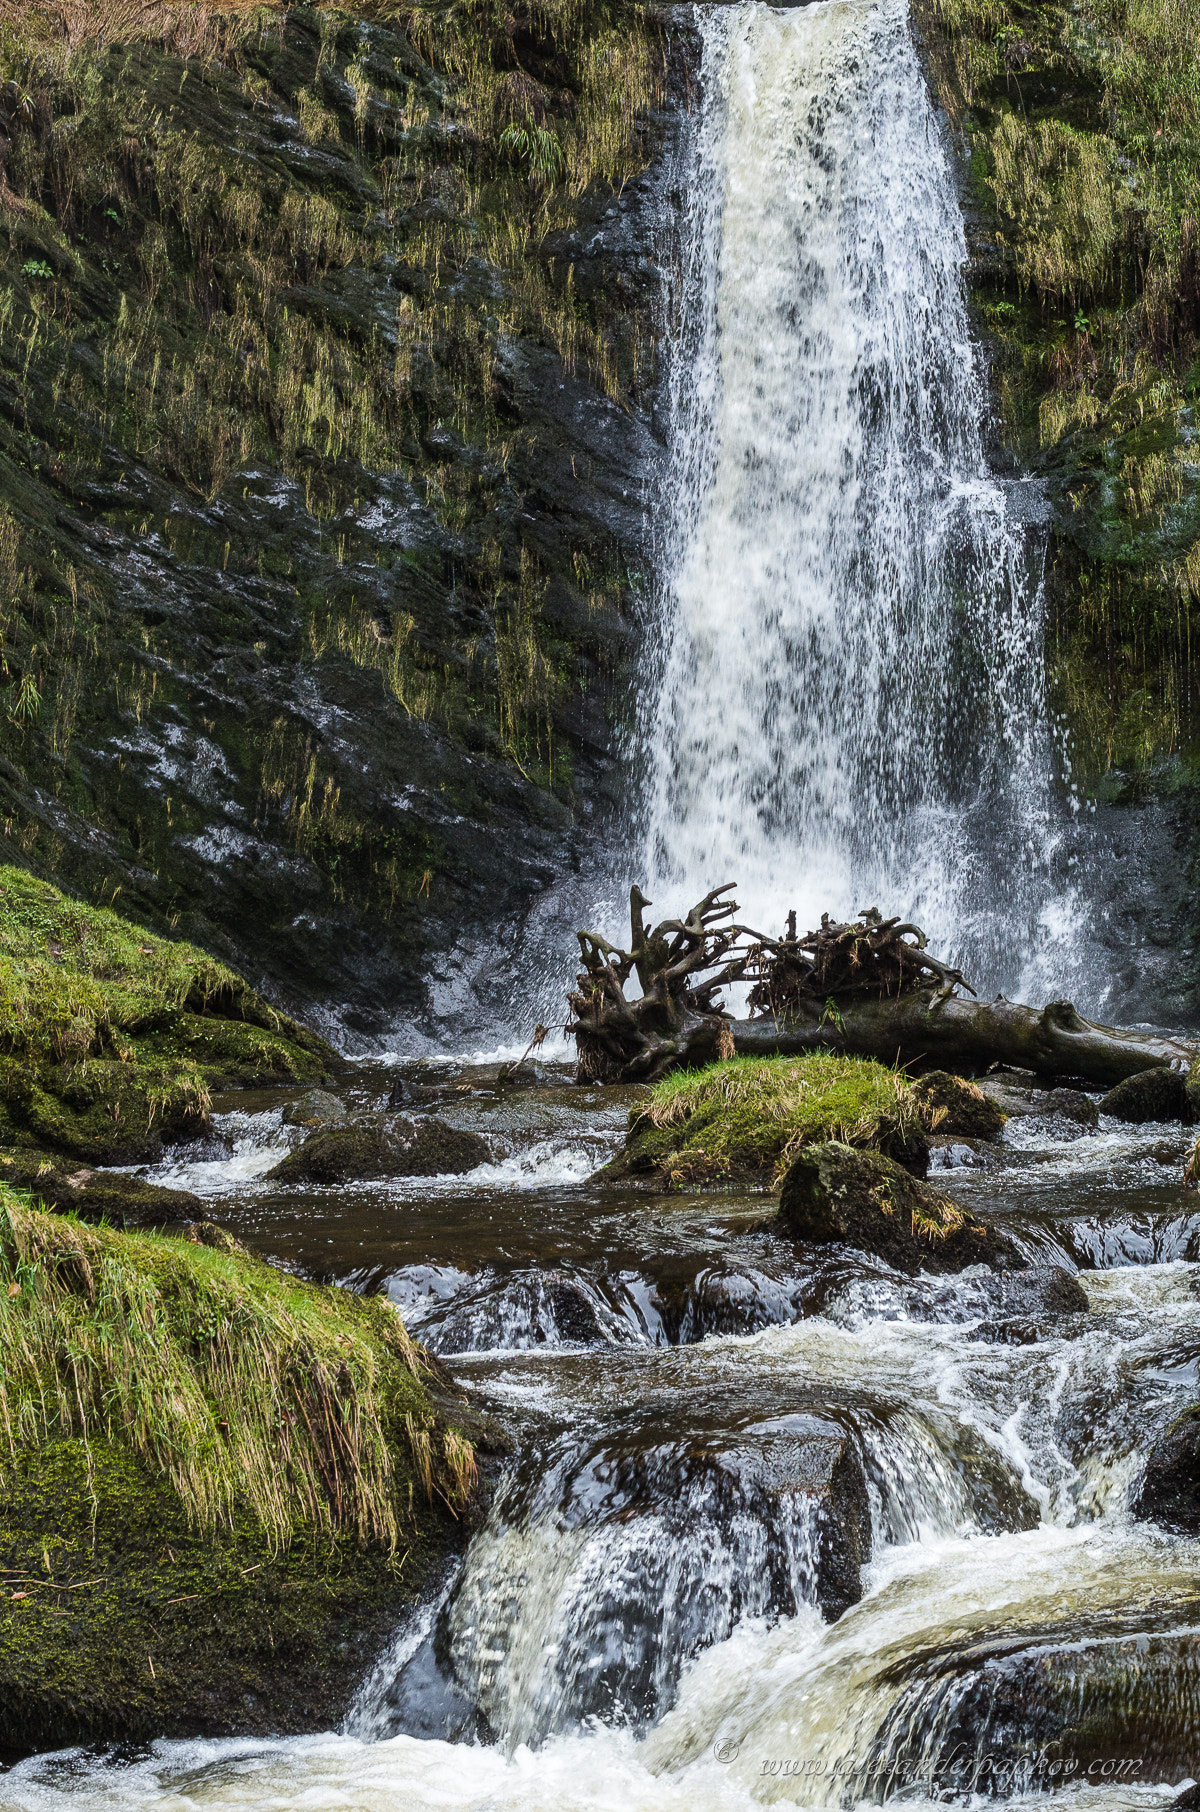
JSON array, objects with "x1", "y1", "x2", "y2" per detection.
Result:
[{"x1": 645, "y1": 0, "x2": 1087, "y2": 999}]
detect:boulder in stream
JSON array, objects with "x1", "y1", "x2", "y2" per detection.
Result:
[
  {"x1": 1132, "y1": 1407, "x2": 1200, "y2": 1531},
  {"x1": 778, "y1": 1141, "x2": 1023, "y2": 1274},
  {"x1": 0, "y1": 1150, "x2": 204, "y2": 1228},
  {"x1": 1100, "y1": 1066, "x2": 1190, "y2": 1124},
  {"x1": 911, "y1": 1071, "x2": 1006, "y2": 1140},
  {"x1": 268, "y1": 1116, "x2": 491, "y2": 1185},
  {"x1": 0, "y1": 1189, "x2": 481, "y2": 1754}
]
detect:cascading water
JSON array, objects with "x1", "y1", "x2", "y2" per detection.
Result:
[
  {"x1": 5, "y1": 8, "x2": 1200, "y2": 1812},
  {"x1": 644, "y1": 0, "x2": 1088, "y2": 1002}
]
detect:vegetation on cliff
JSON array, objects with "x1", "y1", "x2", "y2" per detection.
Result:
[
  {"x1": 0, "y1": 0, "x2": 668, "y2": 1031},
  {"x1": 0, "y1": 862, "x2": 330, "y2": 1164},
  {"x1": 919, "y1": 0, "x2": 1200, "y2": 787},
  {"x1": 0, "y1": 1185, "x2": 479, "y2": 1748}
]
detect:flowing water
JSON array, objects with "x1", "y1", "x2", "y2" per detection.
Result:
[
  {"x1": 5, "y1": 3, "x2": 1200, "y2": 1808},
  {"x1": 4, "y1": 1069, "x2": 1200, "y2": 1811},
  {"x1": 641, "y1": 0, "x2": 1096, "y2": 1008}
]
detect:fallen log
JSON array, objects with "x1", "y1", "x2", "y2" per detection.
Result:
[
  {"x1": 565, "y1": 884, "x2": 1199, "y2": 1089},
  {"x1": 731, "y1": 990, "x2": 1197, "y2": 1089}
]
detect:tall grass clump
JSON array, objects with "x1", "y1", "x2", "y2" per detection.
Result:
[
  {"x1": 0, "y1": 1189, "x2": 469, "y2": 1545},
  {"x1": 641, "y1": 1053, "x2": 924, "y2": 1183}
]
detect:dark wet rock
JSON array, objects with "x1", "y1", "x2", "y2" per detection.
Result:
[
  {"x1": 913, "y1": 1071, "x2": 1006, "y2": 1140},
  {"x1": 267, "y1": 1114, "x2": 490, "y2": 1185},
  {"x1": 1042, "y1": 1086, "x2": 1101, "y2": 1127},
  {"x1": 1132, "y1": 1407, "x2": 1200, "y2": 1531},
  {"x1": 863, "y1": 1597, "x2": 1200, "y2": 1795},
  {"x1": 382, "y1": 1410, "x2": 872, "y2": 1745},
  {"x1": 282, "y1": 1089, "x2": 349, "y2": 1129},
  {"x1": 1100, "y1": 1066, "x2": 1190, "y2": 1124},
  {"x1": 425, "y1": 1269, "x2": 622, "y2": 1354},
  {"x1": 978, "y1": 1072, "x2": 1099, "y2": 1127},
  {"x1": 653, "y1": 1263, "x2": 806, "y2": 1344},
  {"x1": 0, "y1": 1151, "x2": 203, "y2": 1227},
  {"x1": 778, "y1": 1141, "x2": 1023, "y2": 1275}
]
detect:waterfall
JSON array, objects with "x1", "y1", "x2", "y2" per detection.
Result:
[{"x1": 644, "y1": 0, "x2": 1089, "y2": 1002}]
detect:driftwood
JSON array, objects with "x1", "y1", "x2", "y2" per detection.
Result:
[
  {"x1": 732, "y1": 991, "x2": 1197, "y2": 1087},
  {"x1": 568, "y1": 884, "x2": 748, "y2": 1083},
  {"x1": 566, "y1": 885, "x2": 1199, "y2": 1088}
]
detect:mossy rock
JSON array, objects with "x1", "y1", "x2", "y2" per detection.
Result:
[
  {"x1": 1100, "y1": 1066, "x2": 1190, "y2": 1125},
  {"x1": 911, "y1": 1070, "x2": 1007, "y2": 1140},
  {"x1": 0, "y1": 1190, "x2": 482, "y2": 1750},
  {"x1": 0, "y1": 867, "x2": 334, "y2": 1163},
  {"x1": 0, "y1": 1148, "x2": 204, "y2": 1227},
  {"x1": 0, "y1": 1436, "x2": 455, "y2": 1752},
  {"x1": 603, "y1": 1054, "x2": 929, "y2": 1189},
  {"x1": 778, "y1": 1141, "x2": 1023, "y2": 1275},
  {"x1": 267, "y1": 1115, "x2": 490, "y2": 1185}
]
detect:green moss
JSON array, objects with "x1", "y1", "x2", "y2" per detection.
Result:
[
  {"x1": 0, "y1": 863, "x2": 331, "y2": 1161},
  {"x1": 0, "y1": 1435, "x2": 440, "y2": 1751},
  {"x1": 917, "y1": 0, "x2": 1200, "y2": 781},
  {"x1": 0, "y1": 1185, "x2": 479, "y2": 1746},
  {"x1": 606, "y1": 1053, "x2": 927, "y2": 1188}
]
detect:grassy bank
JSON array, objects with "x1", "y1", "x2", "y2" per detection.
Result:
[
  {"x1": 0, "y1": 862, "x2": 330, "y2": 1165},
  {"x1": 0, "y1": 1186, "x2": 479, "y2": 1748},
  {"x1": 606, "y1": 1054, "x2": 931, "y2": 1188}
]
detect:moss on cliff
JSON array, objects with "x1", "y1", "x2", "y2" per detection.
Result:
[
  {"x1": 0, "y1": 1185, "x2": 478, "y2": 1749},
  {"x1": 0, "y1": 862, "x2": 331, "y2": 1161},
  {"x1": 918, "y1": 0, "x2": 1200, "y2": 784},
  {"x1": 0, "y1": 0, "x2": 667, "y2": 1029},
  {"x1": 605, "y1": 1053, "x2": 929, "y2": 1189}
]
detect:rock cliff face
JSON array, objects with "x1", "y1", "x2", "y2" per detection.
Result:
[
  {"x1": 0, "y1": 0, "x2": 692, "y2": 1046},
  {"x1": 914, "y1": 0, "x2": 1200, "y2": 1019}
]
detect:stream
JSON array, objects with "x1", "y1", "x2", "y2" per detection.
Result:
[
  {"x1": 3, "y1": 1067, "x2": 1200, "y2": 1809},
  {"x1": 3, "y1": 0, "x2": 1198, "y2": 1801}
]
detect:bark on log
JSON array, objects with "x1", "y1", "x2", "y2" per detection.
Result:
[{"x1": 730, "y1": 989, "x2": 1197, "y2": 1088}]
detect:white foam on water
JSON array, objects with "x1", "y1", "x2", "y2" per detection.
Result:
[{"x1": 641, "y1": 0, "x2": 1096, "y2": 1005}]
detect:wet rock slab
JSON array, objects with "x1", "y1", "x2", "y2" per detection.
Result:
[{"x1": 267, "y1": 1114, "x2": 490, "y2": 1184}]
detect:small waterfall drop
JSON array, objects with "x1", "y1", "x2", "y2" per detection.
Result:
[{"x1": 645, "y1": 0, "x2": 1087, "y2": 1000}]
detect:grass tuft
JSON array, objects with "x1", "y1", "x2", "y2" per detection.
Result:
[
  {"x1": 0, "y1": 1187, "x2": 468, "y2": 1548},
  {"x1": 636, "y1": 1053, "x2": 924, "y2": 1186}
]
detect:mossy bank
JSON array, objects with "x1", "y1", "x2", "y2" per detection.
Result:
[
  {"x1": 0, "y1": 1187, "x2": 485, "y2": 1753},
  {"x1": 0, "y1": 863, "x2": 333, "y2": 1184},
  {"x1": 0, "y1": 0, "x2": 680, "y2": 1043}
]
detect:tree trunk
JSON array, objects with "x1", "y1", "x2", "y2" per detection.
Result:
[{"x1": 730, "y1": 989, "x2": 1197, "y2": 1088}]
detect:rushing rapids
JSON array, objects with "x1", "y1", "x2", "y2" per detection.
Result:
[{"x1": 4, "y1": 2, "x2": 1199, "y2": 1809}]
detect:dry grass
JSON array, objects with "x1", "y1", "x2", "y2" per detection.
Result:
[{"x1": 0, "y1": 1189, "x2": 466, "y2": 1546}]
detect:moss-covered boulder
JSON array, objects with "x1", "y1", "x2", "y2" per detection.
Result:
[
  {"x1": 778, "y1": 1141, "x2": 1023, "y2": 1275},
  {"x1": 0, "y1": 1149, "x2": 204, "y2": 1226},
  {"x1": 268, "y1": 1115, "x2": 491, "y2": 1185},
  {"x1": 603, "y1": 1054, "x2": 930, "y2": 1189},
  {"x1": 0, "y1": 865, "x2": 334, "y2": 1164},
  {"x1": 0, "y1": 1188, "x2": 481, "y2": 1751},
  {"x1": 1100, "y1": 1067, "x2": 1190, "y2": 1124},
  {"x1": 911, "y1": 1070, "x2": 1007, "y2": 1141}
]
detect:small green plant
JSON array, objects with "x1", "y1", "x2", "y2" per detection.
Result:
[
  {"x1": 499, "y1": 115, "x2": 566, "y2": 186},
  {"x1": 20, "y1": 259, "x2": 53, "y2": 282},
  {"x1": 820, "y1": 995, "x2": 846, "y2": 1033}
]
